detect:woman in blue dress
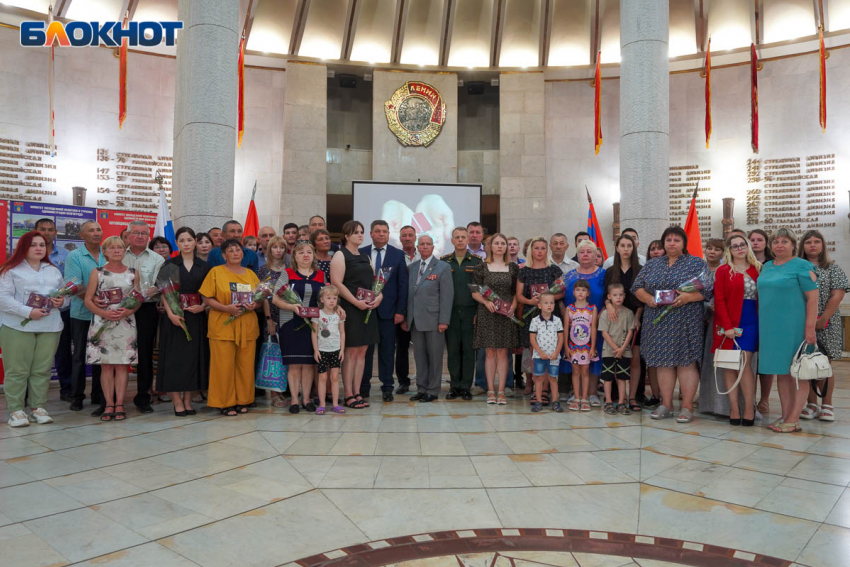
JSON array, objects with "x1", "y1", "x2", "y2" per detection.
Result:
[
  {"x1": 560, "y1": 240, "x2": 607, "y2": 402},
  {"x1": 632, "y1": 227, "x2": 712, "y2": 424},
  {"x1": 757, "y1": 228, "x2": 818, "y2": 433}
]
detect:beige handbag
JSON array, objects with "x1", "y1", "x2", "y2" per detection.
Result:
[
  {"x1": 790, "y1": 341, "x2": 832, "y2": 388},
  {"x1": 714, "y1": 337, "x2": 747, "y2": 395}
]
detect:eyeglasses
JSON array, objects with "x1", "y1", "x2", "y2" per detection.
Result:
[
  {"x1": 130, "y1": 231, "x2": 148, "y2": 237},
  {"x1": 730, "y1": 243, "x2": 748, "y2": 251},
  {"x1": 296, "y1": 239, "x2": 312, "y2": 244}
]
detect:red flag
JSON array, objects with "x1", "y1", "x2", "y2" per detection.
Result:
[
  {"x1": 237, "y1": 34, "x2": 245, "y2": 148},
  {"x1": 684, "y1": 183, "x2": 704, "y2": 259},
  {"x1": 585, "y1": 187, "x2": 608, "y2": 259},
  {"x1": 243, "y1": 181, "x2": 258, "y2": 238},
  {"x1": 704, "y1": 39, "x2": 711, "y2": 149},
  {"x1": 819, "y1": 25, "x2": 826, "y2": 132},
  {"x1": 594, "y1": 51, "x2": 602, "y2": 155},
  {"x1": 750, "y1": 43, "x2": 758, "y2": 154},
  {"x1": 119, "y1": 11, "x2": 128, "y2": 129}
]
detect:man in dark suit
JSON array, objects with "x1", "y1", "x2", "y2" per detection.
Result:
[
  {"x1": 404, "y1": 235, "x2": 453, "y2": 402},
  {"x1": 359, "y1": 220, "x2": 409, "y2": 402}
]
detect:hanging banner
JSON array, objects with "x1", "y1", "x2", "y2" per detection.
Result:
[
  {"x1": 10, "y1": 201, "x2": 96, "y2": 255},
  {"x1": 97, "y1": 209, "x2": 157, "y2": 239}
]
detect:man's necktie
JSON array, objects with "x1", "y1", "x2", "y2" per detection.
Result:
[
  {"x1": 374, "y1": 248, "x2": 383, "y2": 273},
  {"x1": 417, "y1": 260, "x2": 427, "y2": 285}
]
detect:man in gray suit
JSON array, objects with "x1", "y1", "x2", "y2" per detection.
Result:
[{"x1": 402, "y1": 235, "x2": 454, "y2": 402}]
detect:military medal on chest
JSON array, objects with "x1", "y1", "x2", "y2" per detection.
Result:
[{"x1": 384, "y1": 81, "x2": 446, "y2": 147}]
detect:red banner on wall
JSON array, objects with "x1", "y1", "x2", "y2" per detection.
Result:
[{"x1": 97, "y1": 209, "x2": 157, "y2": 239}]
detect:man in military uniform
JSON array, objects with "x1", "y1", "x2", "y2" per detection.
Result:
[{"x1": 441, "y1": 227, "x2": 481, "y2": 400}]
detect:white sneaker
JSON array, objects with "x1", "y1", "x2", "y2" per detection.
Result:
[
  {"x1": 470, "y1": 386, "x2": 486, "y2": 396},
  {"x1": 7, "y1": 411, "x2": 29, "y2": 427},
  {"x1": 504, "y1": 388, "x2": 513, "y2": 397},
  {"x1": 588, "y1": 395, "x2": 602, "y2": 407},
  {"x1": 29, "y1": 408, "x2": 53, "y2": 425}
]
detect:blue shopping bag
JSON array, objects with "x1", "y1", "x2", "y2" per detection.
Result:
[{"x1": 255, "y1": 337, "x2": 288, "y2": 392}]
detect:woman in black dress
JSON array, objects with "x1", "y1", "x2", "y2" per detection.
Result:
[
  {"x1": 603, "y1": 234, "x2": 644, "y2": 411},
  {"x1": 156, "y1": 227, "x2": 211, "y2": 416},
  {"x1": 516, "y1": 237, "x2": 563, "y2": 399},
  {"x1": 330, "y1": 220, "x2": 381, "y2": 409}
]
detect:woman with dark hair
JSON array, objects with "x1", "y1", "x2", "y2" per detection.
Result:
[
  {"x1": 149, "y1": 236, "x2": 173, "y2": 260},
  {"x1": 799, "y1": 230, "x2": 848, "y2": 422},
  {"x1": 0, "y1": 232, "x2": 66, "y2": 427},
  {"x1": 199, "y1": 239, "x2": 261, "y2": 416},
  {"x1": 749, "y1": 228, "x2": 776, "y2": 416},
  {"x1": 759, "y1": 228, "x2": 818, "y2": 433},
  {"x1": 604, "y1": 234, "x2": 643, "y2": 411},
  {"x1": 195, "y1": 232, "x2": 213, "y2": 263},
  {"x1": 156, "y1": 227, "x2": 210, "y2": 416},
  {"x1": 632, "y1": 226, "x2": 712, "y2": 423},
  {"x1": 311, "y1": 228, "x2": 334, "y2": 282},
  {"x1": 330, "y1": 220, "x2": 381, "y2": 409}
]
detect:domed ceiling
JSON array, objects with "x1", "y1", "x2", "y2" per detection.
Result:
[{"x1": 2, "y1": 0, "x2": 846, "y2": 72}]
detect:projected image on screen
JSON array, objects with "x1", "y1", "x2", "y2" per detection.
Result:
[{"x1": 353, "y1": 182, "x2": 482, "y2": 258}]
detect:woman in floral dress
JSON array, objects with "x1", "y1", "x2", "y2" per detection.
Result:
[
  {"x1": 85, "y1": 236, "x2": 141, "y2": 422},
  {"x1": 799, "y1": 230, "x2": 849, "y2": 422}
]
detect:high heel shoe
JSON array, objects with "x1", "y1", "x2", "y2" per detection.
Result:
[
  {"x1": 185, "y1": 408, "x2": 196, "y2": 416},
  {"x1": 742, "y1": 418, "x2": 754, "y2": 426},
  {"x1": 729, "y1": 417, "x2": 742, "y2": 426},
  {"x1": 174, "y1": 408, "x2": 187, "y2": 417}
]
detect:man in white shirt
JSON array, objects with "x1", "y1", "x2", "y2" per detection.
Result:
[
  {"x1": 122, "y1": 220, "x2": 165, "y2": 413},
  {"x1": 549, "y1": 233, "x2": 579, "y2": 274},
  {"x1": 602, "y1": 228, "x2": 647, "y2": 268},
  {"x1": 466, "y1": 222, "x2": 487, "y2": 259}
]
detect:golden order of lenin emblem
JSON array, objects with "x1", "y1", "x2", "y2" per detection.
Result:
[{"x1": 385, "y1": 81, "x2": 446, "y2": 147}]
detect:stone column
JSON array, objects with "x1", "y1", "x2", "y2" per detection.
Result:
[
  {"x1": 280, "y1": 61, "x2": 327, "y2": 226},
  {"x1": 619, "y1": 0, "x2": 669, "y2": 242},
  {"x1": 499, "y1": 72, "x2": 545, "y2": 239},
  {"x1": 172, "y1": 0, "x2": 238, "y2": 231}
]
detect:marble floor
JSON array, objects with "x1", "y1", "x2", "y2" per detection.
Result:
[{"x1": 2, "y1": 364, "x2": 850, "y2": 567}]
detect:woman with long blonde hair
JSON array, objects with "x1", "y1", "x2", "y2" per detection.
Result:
[
  {"x1": 710, "y1": 234, "x2": 762, "y2": 425},
  {"x1": 471, "y1": 233, "x2": 519, "y2": 404}
]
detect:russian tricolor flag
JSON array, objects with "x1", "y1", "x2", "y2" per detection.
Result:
[
  {"x1": 585, "y1": 187, "x2": 608, "y2": 260},
  {"x1": 155, "y1": 187, "x2": 176, "y2": 251}
]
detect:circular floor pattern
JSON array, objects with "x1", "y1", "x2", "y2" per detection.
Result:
[{"x1": 291, "y1": 529, "x2": 792, "y2": 567}]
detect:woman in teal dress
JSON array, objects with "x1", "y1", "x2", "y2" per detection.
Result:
[{"x1": 757, "y1": 228, "x2": 818, "y2": 434}]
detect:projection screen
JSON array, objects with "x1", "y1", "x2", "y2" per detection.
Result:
[{"x1": 352, "y1": 181, "x2": 482, "y2": 258}]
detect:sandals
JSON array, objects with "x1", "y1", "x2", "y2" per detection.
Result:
[
  {"x1": 604, "y1": 402, "x2": 616, "y2": 415},
  {"x1": 221, "y1": 407, "x2": 238, "y2": 416},
  {"x1": 568, "y1": 399, "x2": 580, "y2": 411},
  {"x1": 580, "y1": 399, "x2": 591, "y2": 412},
  {"x1": 618, "y1": 403, "x2": 631, "y2": 415},
  {"x1": 344, "y1": 396, "x2": 366, "y2": 409},
  {"x1": 486, "y1": 391, "x2": 496, "y2": 404},
  {"x1": 552, "y1": 402, "x2": 563, "y2": 413},
  {"x1": 651, "y1": 404, "x2": 672, "y2": 420},
  {"x1": 272, "y1": 396, "x2": 289, "y2": 408},
  {"x1": 820, "y1": 404, "x2": 835, "y2": 422},
  {"x1": 774, "y1": 421, "x2": 801, "y2": 433},
  {"x1": 801, "y1": 403, "x2": 820, "y2": 420},
  {"x1": 100, "y1": 405, "x2": 114, "y2": 422},
  {"x1": 234, "y1": 405, "x2": 249, "y2": 414},
  {"x1": 629, "y1": 399, "x2": 642, "y2": 412},
  {"x1": 354, "y1": 395, "x2": 370, "y2": 408},
  {"x1": 331, "y1": 405, "x2": 346, "y2": 414},
  {"x1": 531, "y1": 402, "x2": 542, "y2": 413},
  {"x1": 316, "y1": 406, "x2": 326, "y2": 415},
  {"x1": 643, "y1": 397, "x2": 661, "y2": 408},
  {"x1": 497, "y1": 392, "x2": 508, "y2": 405},
  {"x1": 757, "y1": 400, "x2": 770, "y2": 415},
  {"x1": 676, "y1": 408, "x2": 693, "y2": 424},
  {"x1": 541, "y1": 391, "x2": 551, "y2": 407}
]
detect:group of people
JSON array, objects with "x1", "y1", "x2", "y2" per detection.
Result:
[{"x1": 0, "y1": 212, "x2": 844, "y2": 435}]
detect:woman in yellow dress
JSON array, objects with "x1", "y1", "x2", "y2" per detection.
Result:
[{"x1": 199, "y1": 239, "x2": 261, "y2": 416}]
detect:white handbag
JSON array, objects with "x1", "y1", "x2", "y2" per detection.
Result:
[
  {"x1": 713, "y1": 337, "x2": 747, "y2": 395},
  {"x1": 790, "y1": 341, "x2": 833, "y2": 388}
]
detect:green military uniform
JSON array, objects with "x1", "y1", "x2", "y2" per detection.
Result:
[{"x1": 441, "y1": 251, "x2": 482, "y2": 392}]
